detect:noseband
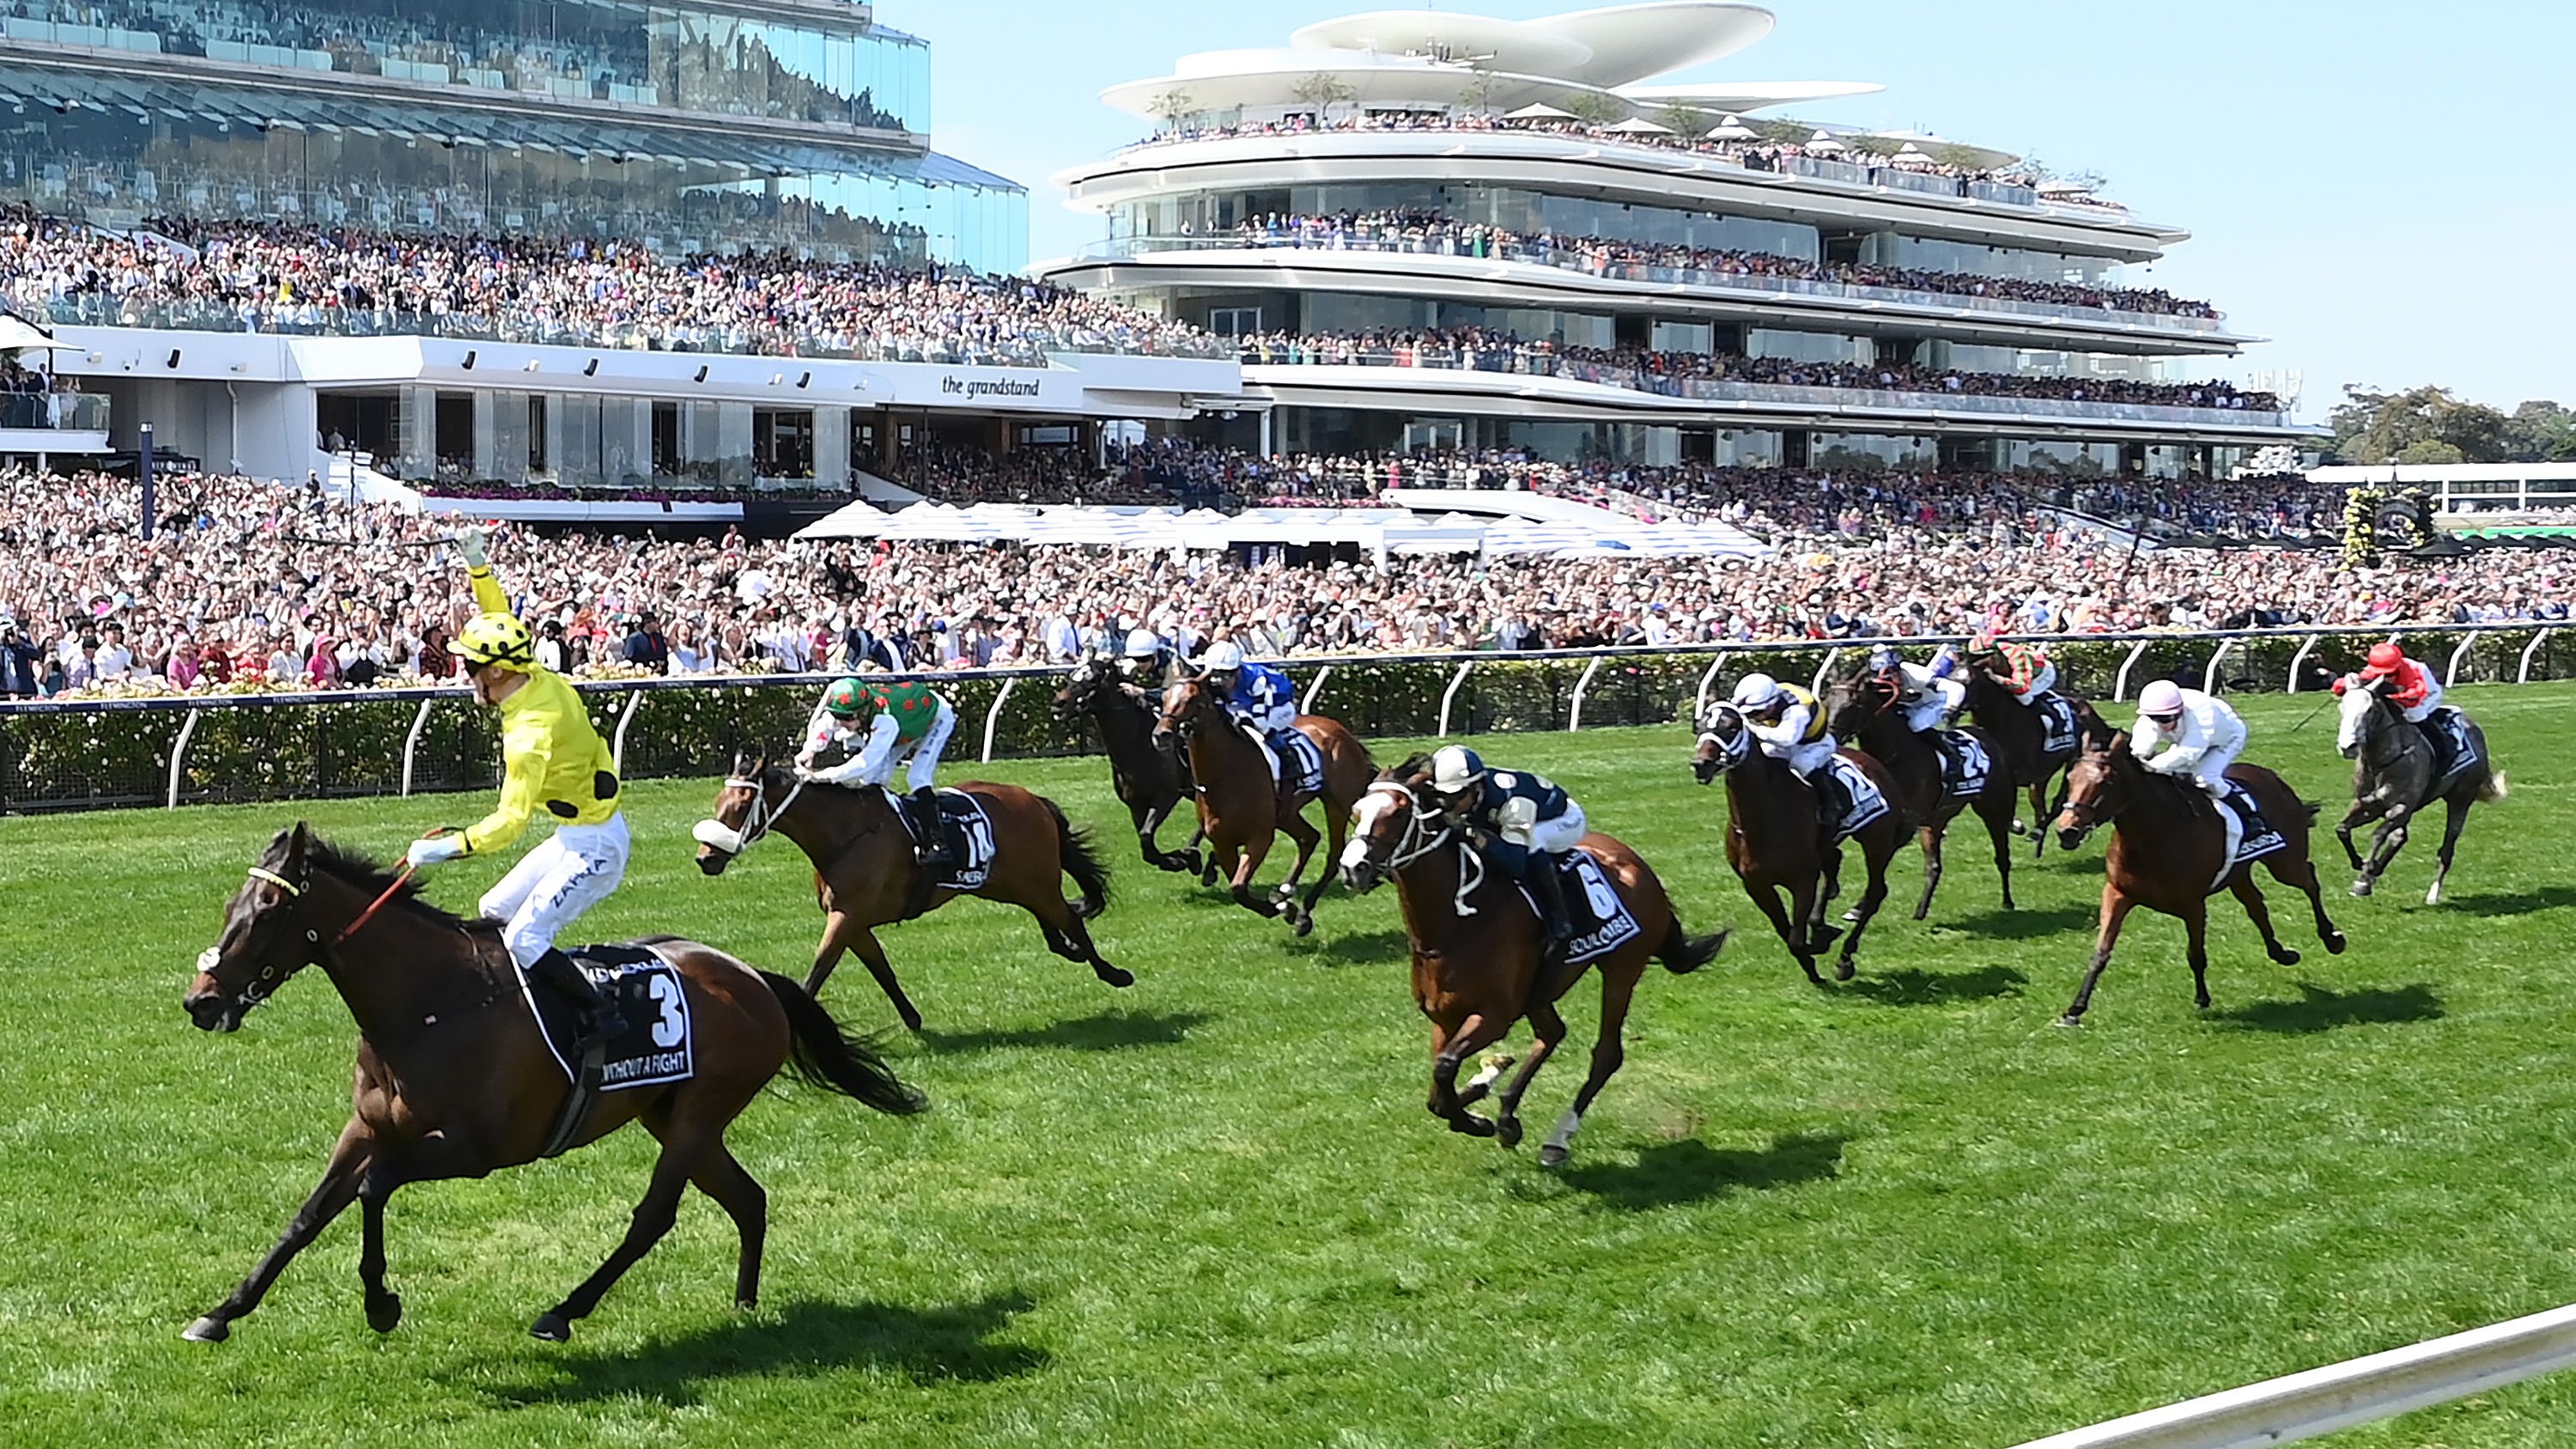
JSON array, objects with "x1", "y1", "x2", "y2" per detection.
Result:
[
  {"x1": 696, "y1": 771, "x2": 805, "y2": 856},
  {"x1": 207, "y1": 859, "x2": 417, "y2": 1011}
]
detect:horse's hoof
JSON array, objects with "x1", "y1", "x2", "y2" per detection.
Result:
[
  {"x1": 2350, "y1": 880, "x2": 2373, "y2": 898},
  {"x1": 2325, "y1": 931, "x2": 2348, "y2": 956},
  {"x1": 1497, "y1": 1117, "x2": 1524, "y2": 1149},
  {"x1": 2270, "y1": 948, "x2": 2302, "y2": 967},
  {"x1": 1291, "y1": 910, "x2": 1315, "y2": 939},
  {"x1": 2009, "y1": 819, "x2": 2030, "y2": 837},
  {"x1": 1447, "y1": 1113, "x2": 1498, "y2": 1139},
  {"x1": 1840, "y1": 906, "x2": 1863, "y2": 923},
  {"x1": 2053, "y1": 1014, "x2": 2085, "y2": 1029},
  {"x1": 736, "y1": 1296, "x2": 758, "y2": 1313},
  {"x1": 365, "y1": 1292, "x2": 403, "y2": 1334},
  {"x1": 1537, "y1": 1143, "x2": 1571, "y2": 1169},
  {"x1": 1836, "y1": 960, "x2": 1857, "y2": 983},
  {"x1": 180, "y1": 1315, "x2": 229, "y2": 1343},
  {"x1": 2426, "y1": 884, "x2": 2445, "y2": 906},
  {"x1": 530, "y1": 1312, "x2": 574, "y2": 1342},
  {"x1": 1095, "y1": 965, "x2": 1135, "y2": 989}
]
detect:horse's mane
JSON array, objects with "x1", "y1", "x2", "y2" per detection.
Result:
[
  {"x1": 299, "y1": 836, "x2": 485, "y2": 933},
  {"x1": 1382, "y1": 752, "x2": 1436, "y2": 785}
]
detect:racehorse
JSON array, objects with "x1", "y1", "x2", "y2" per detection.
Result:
[
  {"x1": 1826, "y1": 670, "x2": 2019, "y2": 920},
  {"x1": 1340, "y1": 757, "x2": 1728, "y2": 1166},
  {"x1": 1958, "y1": 666, "x2": 2112, "y2": 857},
  {"x1": 1053, "y1": 655, "x2": 1203, "y2": 874},
  {"x1": 2050, "y1": 735, "x2": 2347, "y2": 1026},
  {"x1": 2334, "y1": 677, "x2": 2506, "y2": 904},
  {"x1": 695, "y1": 758, "x2": 1128, "y2": 1032},
  {"x1": 180, "y1": 825, "x2": 924, "y2": 1344},
  {"x1": 1692, "y1": 703, "x2": 1907, "y2": 985},
  {"x1": 1155, "y1": 675, "x2": 1373, "y2": 935}
]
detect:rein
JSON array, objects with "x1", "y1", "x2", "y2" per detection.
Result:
[
  {"x1": 700, "y1": 770, "x2": 807, "y2": 855},
  {"x1": 1361, "y1": 782, "x2": 1484, "y2": 917}
]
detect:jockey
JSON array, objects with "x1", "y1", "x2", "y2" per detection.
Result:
[
  {"x1": 797, "y1": 669, "x2": 959, "y2": 868},
  {"x1": 1870, "y1": 644, "x2": 1965, "y2": 736},
  {"x1": 1120, "y1": 624, "x2": 1171, "y2": 686},
  {"x1": 2344, "y1": 640, "x2": 2445, "y2": 727},
  {"x1": 1733, "y1": 673, "x2": 1850, "y2": 831},
  {"x1": 2131, "y1": 680, "x2": 2249, "y2": 797},
  {"x1": 1428, "y1": 744, "x2": 1587, "y2": 963},
  {"x1": 1194, "y1": 640, "x2": 1302, "y2": 784},
  {"x1": 1955, "y1": 632, "x2": 2057, "y2": 704},
  {"x1": 404, "y1": 528, "x2": 627, "y2": 1043}
]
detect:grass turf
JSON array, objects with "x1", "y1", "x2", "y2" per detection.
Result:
[{"x1": 3, "y1": 684, "x2": 2574, "y2": 1446}]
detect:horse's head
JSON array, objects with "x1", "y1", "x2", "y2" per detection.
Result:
[
  {"x1": 185, "y1": 824, "x2": 321, "y2": 1033},
  {"x1": 1825, "y1": 669, "x2": 1897, "y2": 740},
  {"x1": 1340, "y1": 754, "x2": 1443, "y2": 894},
  {"x1": 1693, "y1": 702, "x2": 1752, "y2": 785},
  {"x1": 1154, "y1": 674, "x2": 1217, "y2": 747},
  {"x1": 2052, "y1": 735, "x2": 2132, "y2": 850},
  {"x1": 2335, "y1": 673, "x2": 2389, "y2": 759},
  {"x1": 1054, "y1": 655, "x2": 1112, "y2": 720},
  {"x1": 694, "y1": 754, "x2": 796, "y2": 875}
]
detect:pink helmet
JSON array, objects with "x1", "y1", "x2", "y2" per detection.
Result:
[{"x1": 2139, "y1": 679, "x2": 2184, "y2": 716}]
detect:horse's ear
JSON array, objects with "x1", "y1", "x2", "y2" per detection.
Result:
[
  {"x1": 1384, "y1": 751, "x2": 1435, "y2": 783},
  {"x1": 285, "y1": 821, "x2": 310, "y2": 868}
]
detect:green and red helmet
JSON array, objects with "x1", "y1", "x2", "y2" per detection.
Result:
[{"x1": 823, "y1": 676, "x2": 872, "y2": 720}]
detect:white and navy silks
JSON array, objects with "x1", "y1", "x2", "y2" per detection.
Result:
[
  {"x1": 2131, "y1": 688, "x2": 2248, "y2": 796},
  {"x1": 1884, "y1": 658, "x2": 1966, "y2": 734},
  {"x1": 795, "y1": 697, "x2": 956, "y2": 793},
  {"x1": 1462, "y1": 768, "x2": 1588, "y2": 880},
  {"x1": 1224, "y1": 661, "x2": 1303, "y2": 781}
]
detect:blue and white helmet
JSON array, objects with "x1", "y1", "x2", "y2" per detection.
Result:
[
  {"x1": 1868, "y1": 644, "x2": 1905, "y2": 673},
  {"x1": 1430, "y1": 745, "x2": 1486, "y2": 792},
  {"x1": 1732, "y1": 673, "x2": 1783, "y2": 709}
]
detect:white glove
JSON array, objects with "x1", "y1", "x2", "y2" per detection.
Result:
[
  {"x1": 406, "y1": 834, "x2": 467, "y2": 868},
  {"x1": 453, "y1": 527, "x2": 490, "y2": 569}
]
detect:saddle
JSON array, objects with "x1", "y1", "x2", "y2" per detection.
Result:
[
  {"x1": 1509, "y1": 850, "x2": 1644, "y2": 966},
  {"x1": 2208, "y1": 781, "x2": 2287, "y2": 892},
  {"x1": 2420, "y1": 707, "x2": 2479, "y2": 791},
  {"x1": 1931, "y1": 729, "x2": 1995, "y2": 798},
  {"x1": 524, "y1": 943, "x2": 694, "y2": 1159},
  {"x1": 885, "y1": 788, "x2": 998, "y2": 904},
  {"x1": 2032, "y1": 693, "x2": 2080, "y2": 756},
  {"x1": 1818, "y1": 754, "x2": 1893, "y2": 845},
  {"x1": 1274, "y1": 728, "x2": 1326, "y2": 797}
]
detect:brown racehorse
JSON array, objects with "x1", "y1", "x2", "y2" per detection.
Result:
[
  {"x1": 695, "y1": 758, "x2": 1127, "y2": 1031},
  {"x1": 1155, "y1": 675, "x2": 1373, "y2": 936},
  {"x1": 1053, "y1": 656, "x2": 1203, "y2": 874},
  {"x1": 179, "y1": 825, "x2": 923, "y2": 1345},
  {"x1": 1826, "y1": 671, "x2": 2019, "y2": 920},
  {"x1": 2050, "y1": 734, "x2": 2347, "y2": 1026},
  {"x1": 1958, "y1": 665, "x2": 2112, "y2": 857},
  {"x1": 1692, "y1": 703, "x2": 1907, "y2": 985},
  {"x1": 1340, "y1": 757, "x2": 1728, "y2": 1166}
]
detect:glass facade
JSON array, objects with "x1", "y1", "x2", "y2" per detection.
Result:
[
  {"x1": 0, "y1": 63, "x2": 1025, "y2": 269},
  {"x1": 0, "y1": 0, "x2": 928, "y2": 132}
]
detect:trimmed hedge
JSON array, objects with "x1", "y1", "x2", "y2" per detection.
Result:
[{"x1": 4, "y1": 633, "x2": 2568, "y2": 813}]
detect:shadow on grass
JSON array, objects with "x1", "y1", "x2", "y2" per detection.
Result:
[
  {"x1": 2212, "y1": 982, "x2": 2444, "y2": 1035},
  {"x1": 919, "y1": 1009, "x2": 1211, "y2": 1054},
  {"x1": 1843, "y1": 965, "x2": 2026, "y2": 1007},
  {"x1": 1936, "y1": 904, "x2": 2098, "y2": 941},
  {"x1": 478, "y1": 1296, "x2": 1048, "y2": 1408},
  {"x1": 1284, "y1": 927, "x2": 1411, "y2": 966},
  {"x1": 2446, "y1": 886, "x2": 2576, "y2": 918},
  {"x1": 1560, "y1": 1129, "x2": 1846, "y2": 1211}
]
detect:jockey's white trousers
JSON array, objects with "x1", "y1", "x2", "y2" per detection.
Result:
[
  {"x1": 1905, "y1": 679, "x2": 1965, "y2": 734},
  {"x1": 480, "y1": 813, "x2": 632, "y2": 969}
]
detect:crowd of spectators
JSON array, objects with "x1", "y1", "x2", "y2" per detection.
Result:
[
  {"x1": 2, "y1": 467, "x2": 2567, "y2": 702},
  {"x1": 1236, "y1": 326, "x2": 2285, "y2": 413},
  {"x1": 1217, "y1": 210, "x2": 2219, "y2": 319},
  {"x1": 0, "y1": 213, "x2": 1223, "y2": 366}
]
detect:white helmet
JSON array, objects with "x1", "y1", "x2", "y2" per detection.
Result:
[
  {"x1": 1430, "y1": 745, "x2": 1486, "y2": 793},
  {"x1": 1123, "y1": 627, "x2": 1163, "y2": 660},
  {"x1": 1732, "y1": 673, "x2": 1783, "y2": 709},
  {"x1": 1195, "y1": 640, "x2": 1245, "y2": 673},
  {"x1": 2139, "y1": 679, "x2": 2185, "y2": 716}
]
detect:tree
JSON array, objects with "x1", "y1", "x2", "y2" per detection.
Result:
[
  {"x1": 1455, "y1": 65, "x2": 1503, "y2": 118},
  {"x1": 1657, "y1": 102, "x2": 1712, "y2": 139},
  {"x1": 2394, "y1": 440, "x2": 2467, "y2": 466},
  {"x1": 1930, "y1": 144, "x2": 1987, "y2": 173},
  {"x1": 2326, "y1": 384, "x2": 2513, "y2": 466},
  {"x1": 1145, "y1": 88, "x2": 1196, "y2": 127},
  {"x1": 2506, "y1": 399, "x2": 2576, "y2": 462},
  {"x1": 1291, "y1": 72, "x2": 1357, "y2": 123},
  {"x1": 1560, "y1": 90, "x2": 1625, "y2": 127}
]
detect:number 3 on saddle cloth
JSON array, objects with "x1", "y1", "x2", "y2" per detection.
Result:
[{"x1": 522, "y1": 943, "x2": 695, "y2": 1158}]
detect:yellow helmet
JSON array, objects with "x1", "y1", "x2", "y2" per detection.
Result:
[{"x1": 452, "y1": 611, "x2": 536, "y2": 672}]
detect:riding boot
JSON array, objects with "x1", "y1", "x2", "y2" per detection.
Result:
[
  {"x1": 1811, "y1": 765, "x2": 1848, "y2": 839},
  {"x1": 908, "y1": 785, "x2": 953, "y2": 870},
  {"x1": 1525, "y1": 852, "x2": 1576, "y2": 968},
  {"x1": 526, "y1": 947, "x2": 627, "y2": 1044}
]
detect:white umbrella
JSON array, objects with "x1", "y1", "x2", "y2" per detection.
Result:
[
  {"x1": 0, "y1": 312, "x2": 74, "y2": 353},
  {"x1": 1503, "y1": 102, "x2": 1577, "y2": 121},
  {"x1": 1802, "y1": 129, "x2": 1848, "y2": 155},
  {"x1": 1890, "y1": 143, "x2": 1934, "y2": 168},
  {"x1": 1605, "y1": 117, "x2": 1674, "y2": 136},
  {"x1": 1705, "y1": 116, "x2": 1760, "y2": 143},
  {"x1": 2037, "y1": 179, "x2": 2098, "y2": 197}
]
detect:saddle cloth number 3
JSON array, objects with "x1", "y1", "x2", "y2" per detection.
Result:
[{"x1": 647, "y1": 973, "x2": 684, "y2": 1048}]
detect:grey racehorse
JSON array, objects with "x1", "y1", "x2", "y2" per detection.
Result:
[{"x1": 2333, "y1": 676, "x2": 2506, "y2": 904}]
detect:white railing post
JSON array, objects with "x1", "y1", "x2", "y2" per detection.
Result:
[
  {"x1": 611, "y1": 690, "x2": 644, "y2": 775},
  {"x1": 398, "y1": 696, "x2": 436, "y2": 797},
  {"x1": 1566, "y1": 656, "x2": 1606, "y2": 732},
  {"x1": 1808, "y1": 647, "x2": 1840, "y2": 697},
  {"x1": 1437, "y1": 661, "x2": 1474, "y2": 738},
  {"x1": 2446, "y1": 633, "x2": 2477, "y2": 689},
  {"x1": 165, "y1": 706, "x2": 201, "y2": 809},
  {"x1": 981, "y1": 676, "x2": 1019, "y2": 764},
  {"x1": 1300, "y1": 665, "x2": 1332, "y2": 715},
  {"x1": 2201, "y1": 639, "x2": 2234, "y2": 696},
  {"x1": 1694, "y1": 654, "x2": 1728, "y2": 723},
  {"x1": 2112, "y1": 639, "x2": 2153, "y2": 703},
  {"x1": 2285, "y1": 634, "x2": 2320, "y2": 694},
  {"x1": 2519, "y1": 627, "x2": 2554, "y2": 685}
]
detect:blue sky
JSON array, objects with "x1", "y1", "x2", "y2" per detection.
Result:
[{"x1": 909, "y1": 0, "x2": 2573, "y2": 420}]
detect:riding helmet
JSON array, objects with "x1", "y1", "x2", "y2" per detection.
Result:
[
  {"x1": 823, "y1": 676, "x2": 871, "y2": 719},
  {"x1": 1431, "y1": 745, "x2": 1486, "y2": 792},
  {"x1": 451, "y1": 611, "x2": 535, "y2": 672}
]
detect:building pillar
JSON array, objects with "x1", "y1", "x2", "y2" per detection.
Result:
[
  {"x1": 812, "y1": 405, "x2": 852, "y2": 490},
  {"x1": 471, "y1": 389, "x2": 499, "y2": 481}
]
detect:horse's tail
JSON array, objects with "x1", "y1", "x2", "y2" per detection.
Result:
[
  {"x1": 2480, "y1": 769, "x2": 2511, "y2": 803},
  {"x1": 1045, "y1": 796, "x2": 1114, "y2": 918},
  {"x1": 757, "y1": 971, "x2": 927, "y2": 1116},
  {"x1": 1658, "y1": 916, "x2": 1730, "y2": 975}
]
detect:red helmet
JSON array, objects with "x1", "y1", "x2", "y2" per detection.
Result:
[{"x1": 2366, "y1": 642, "x2": 2405, "y2": 672}]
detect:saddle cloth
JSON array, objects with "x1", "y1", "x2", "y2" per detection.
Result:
[
  {"x1": 2210, "y1": 781, "x2": 2288, "y2": 892},
  {"x1": 2035, "y1": 693, "x2": 2080, "y2": 756},
  {"x1": 1934, "y1": 729, "x2": 1995, "y2": 799},
  {"x1": 1275, "y1": 728, "x2": 1326, "y2": 796},
  {"x1": 2423, "y1": 708, "x2": 2480, "y2": 793},
  {"x1": 886, "y1": 787, "x2": 999, "y2": 892},
  {"x1": 525, "y1": 943, "x2": 695, "y2": 1093},
  {"x1": 1513, "y1": 850, "x2": 1645, "y2": 966},
  {"x1": 1826, "y1": 753, "x2": 1893, "y2": 844}
]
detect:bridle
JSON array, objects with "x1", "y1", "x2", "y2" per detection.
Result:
[
  {"x1": 699, "y1": 768, "x2": 806, "y2": 856},
  {"x1": 2054, "y1": 758, "x2": 2122, "y2": 843},
  {"x1": 1352, "y1": 779, "x2": 1497, "y2": 916},
  {"x1": 207, "y1": 859, "x2": 419, "y2": 1011}
]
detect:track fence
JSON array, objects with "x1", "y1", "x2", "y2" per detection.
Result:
[{"x1": 1, "y1": 622, "x2": 2566, "y2": 815}]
